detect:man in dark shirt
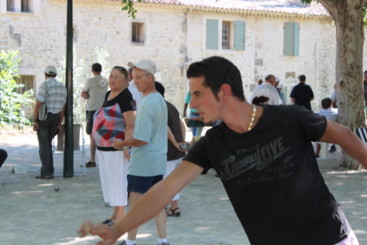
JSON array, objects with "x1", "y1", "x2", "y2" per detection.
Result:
[
  {"x1": 155, "y1": 81, "x2": 186, "y2": 217},
  {"x1": 79, "y1": 57, "x2": 366, "y2": 245},
  {"x1": 290, "y1": 74, "x2": 314, "y2": 110}
]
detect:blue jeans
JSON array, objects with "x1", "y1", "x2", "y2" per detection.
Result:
[{"x1": 37, "y1": 113, "x2": 59, "y2": 175}]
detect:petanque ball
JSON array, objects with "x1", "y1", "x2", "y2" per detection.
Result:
[{"x1": 54, "y1": 185, "x2": 60, "y2": 192}]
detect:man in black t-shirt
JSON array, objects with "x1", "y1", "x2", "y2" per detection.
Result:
[
  {"x1": 290, "y1": 74, "x2": 314, "y2": 110},
  {"x1": 79, "y1": 57, "x2": 367, "y2": 245}
]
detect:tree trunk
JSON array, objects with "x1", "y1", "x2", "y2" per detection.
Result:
[{"x1": 320, "y1": 0, "x2": 366, "y2": 169}]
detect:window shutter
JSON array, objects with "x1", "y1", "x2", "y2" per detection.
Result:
[
  {"x1": 206, "y1": 19, "x2": 218, "y2": 50},
  {"x1": 293, "y1": 22, "x2": 300, "y2": 56},
  {"x1": 283, "y1": 22, "x2": 299, "y2": 56},
  {"x1": 234, "y1": 21, "x2": 245, "y2": 50}
]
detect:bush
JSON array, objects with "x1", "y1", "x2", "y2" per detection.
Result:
[{"x1": 0, "y1": 50, "x2": 33, "y2": 128}]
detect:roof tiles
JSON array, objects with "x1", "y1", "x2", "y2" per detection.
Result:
[{"x1": 134, "y1": 0, "x2": 329, "y2": 16}]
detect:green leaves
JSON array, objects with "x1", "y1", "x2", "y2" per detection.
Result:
[
  {"x1": 121, "y1": 0, "x2": 142, "y2": 19},
  {"x1": 0, "y1": 50, "x2": 33, "y2": 128}
]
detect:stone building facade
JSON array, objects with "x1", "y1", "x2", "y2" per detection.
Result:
[{"x1": 0, "y1": 0, "x2": 365, "y2": 112}]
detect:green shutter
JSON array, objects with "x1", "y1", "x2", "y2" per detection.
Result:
[
  {"x1": 234, "y1": 21, "x2": 245, "y2": 50},
  {"x1": 283, "y1": 22, "x2": 299, "y2": 56},
  {"x1": 293, "y1": 22, "x2": 300, "y2": 56},
  {"x1": 206, "y1": 19, "x2": 218, "y2": 50}
]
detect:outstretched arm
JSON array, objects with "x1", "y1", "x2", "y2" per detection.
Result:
[
  {"x1": 78, "y1": 161, "x2": 203, "y2": 244},
  {"x1": 320, "y1": 120, "x2": 367, "y2": 168}
]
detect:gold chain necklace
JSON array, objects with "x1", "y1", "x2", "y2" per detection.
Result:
[{"x1": 248, "y1": 105, "x2": 256, "y2": 131}]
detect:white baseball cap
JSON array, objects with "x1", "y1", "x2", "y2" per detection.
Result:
[
  {"x1": 128, "y1": 59, "x2": 156, "y2": 75},
  {"x1": 44, "y1": 65, "x2": 57, "y2": 75}
]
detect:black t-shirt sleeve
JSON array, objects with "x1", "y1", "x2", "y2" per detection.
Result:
[
  {"x1": 295, "y1": 106, "x2": 327, "y2": 142},
  {"x1": 290, "y1": 86, "x2": 296, "y2": 98},
  {"x1": 183, "y1": 136, "x2": 211, "y2": 173},
  {"x1": 309, "y1": 86, "x2": 314, "y2": 99},
  {"x1": 117, "y1": 89, "x2": 136, "y2": 113}
]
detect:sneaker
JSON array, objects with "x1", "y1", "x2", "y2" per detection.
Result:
[
  {"x1": 157, "y1": 243, "x2": 170, "y2": 245},
  {"x1": 35, "y1": 174, "x2": 55, "y2": 179},
  {"x1": 85, "y1": 161, "x2": 96, "y2": 168}
]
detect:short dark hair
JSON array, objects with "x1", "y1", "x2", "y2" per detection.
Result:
[
  {"x1": 186, "y1": 56, "x2": 245, "y2": 101},
  {"x1": 299, "y1": 75, "x2": 306, "y2": 82},
  {"x1": 155, "y1": 81, "x2": 165, "y2": 97},
  {"x1": 364, "y1": 70, "x2": 367, "y2": 74},
  {"x1": 252, "y1": 96, "x2": 269, "y2": 105},
  {"x1": 92, "y1": 63, "x2": 102, "y2": 73},
  {"x1": 265, "y1": 74, "x2": 275, "y2": 82},
  {"x1": 321, "y1": 97, "x2": 332, "y2": 109}
]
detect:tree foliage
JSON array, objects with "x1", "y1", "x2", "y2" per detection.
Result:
[
  {"x1": 0, "y1": 50, "x2": 33, "y2": 128},
  {"x1": 121, "y1": 0, "x2": 142, "y2": 18}
]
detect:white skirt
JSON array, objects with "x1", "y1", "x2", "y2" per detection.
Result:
[
  {"x1": 96, "y1": 150, "x2": 128, "y2": 206},
  {"x1": 164, "y1": 157, "x2": 183, "y2": 201}
]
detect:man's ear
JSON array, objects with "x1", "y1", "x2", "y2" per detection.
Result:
[{"x1": 219, "y1": 84, "x2": 232, "y2": 99}]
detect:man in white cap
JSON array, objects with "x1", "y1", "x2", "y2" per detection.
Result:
[
  {"x1": 111, "y1": 59, "x2": 169, "y2": 245},
  {"x1": 33, "y1": 65, "x2": 67, "y2": 179}
]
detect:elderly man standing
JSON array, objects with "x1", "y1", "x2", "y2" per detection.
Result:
[
  {"x1": 251, "y1": 74, "x2": 282, "y2": 105},
  {"x1": 112, "y1": 59, "x2": 169, "y2": 245},
  {"x1": 33, "y1": 65, "x2": 67, "y2": 179}
]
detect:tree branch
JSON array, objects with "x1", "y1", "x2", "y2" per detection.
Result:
[{"x1": 121, "y1": 0, "x2": 142, "y2": 19}]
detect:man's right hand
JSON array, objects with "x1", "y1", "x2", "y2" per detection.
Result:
[
  {"x1": 112, "y1": 139, "x2": 124, "y2": 150},
  {"x1": 78, "y1": 221, "x2": 119, "y2": 245},
  {"x1": 33, "y1": 121, "x2": 39, "y2": 131},
  {"x1": 81, "y1": 91, "x2": 89, "y2": 99}
]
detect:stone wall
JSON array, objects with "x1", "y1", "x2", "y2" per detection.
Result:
[{"x1": 0, "y1": 0, "x2": 361, "y2": 113}]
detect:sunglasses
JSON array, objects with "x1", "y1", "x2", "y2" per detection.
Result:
[{"x1": 113, "y1": 66, "x2": 128, "y2": 78}]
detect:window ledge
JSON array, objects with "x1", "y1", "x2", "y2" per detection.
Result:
[
  {"x1": 131, "y1": 42, "x2": 145, "y2": 46},
  {"x1": 6, "y1": 11, "x2": 34, "y2": 15}
]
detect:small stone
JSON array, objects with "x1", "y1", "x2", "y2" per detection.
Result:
[{"x1": 54, "y1": 185, "x2": 60, "y2": 192}]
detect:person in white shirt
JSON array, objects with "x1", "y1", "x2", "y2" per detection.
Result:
[
  {"x1": 127, "y1": 67, "x2": 144, "y2": 108},
  {"x1": 251, "y1": 74, "x2": 282, "y2": 105}
]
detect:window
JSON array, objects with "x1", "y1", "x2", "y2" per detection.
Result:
[
  {"x1": 6, "y1": 0, "x2": 32, "y2": 13},
  {"x1": 21, "y1": 0, "x2": 30, "y2": 12},
  {"x1": 206, "y1": 19, "x2": 245, "y2": 51},
  {"x1": 222, "y1": 21, "x2": 231, "y2": 49},
  {"x1": 283, "y1": 22, "x2": 300, "y2": 56},
  {"x1": 131, "y1": 22, "x2": 144, "y2": 44},
  {"x1": 7, "y1": 0, "x2": 15, "y2": 11},
  {"x1": 16, "y1": 75, "x2": 34, "y2": 94}
]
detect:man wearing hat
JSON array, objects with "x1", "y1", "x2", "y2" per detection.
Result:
[
  {"x1": 33, "y1": 65, "x2": 67, "y2": 179},
  {"x1": 112, "y1": 59, "x2": 169, "y2": 245}
]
